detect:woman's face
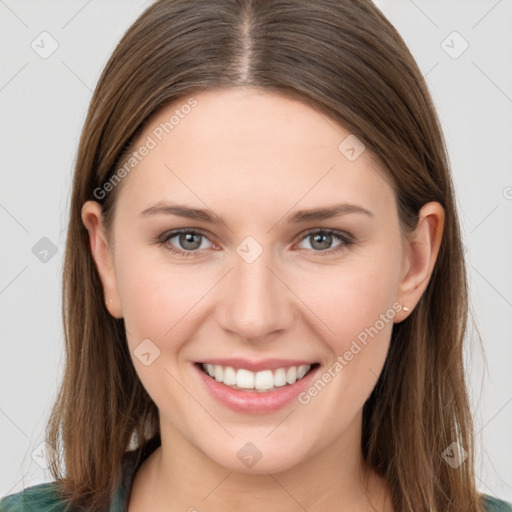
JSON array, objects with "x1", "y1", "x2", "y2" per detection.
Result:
[{"x1": 85, "y1": 87, "x2": 430, "y2": 474}]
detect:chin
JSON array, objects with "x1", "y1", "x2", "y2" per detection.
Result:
[{"x1": 201, "y1": 437, "x2": 313, "y2": 475}]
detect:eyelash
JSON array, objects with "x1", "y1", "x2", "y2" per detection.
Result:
[{"x1": 157, "y1": 228, "x2": 354, "y2": 258}]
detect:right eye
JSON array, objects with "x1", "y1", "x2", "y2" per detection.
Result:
[{"x1": 159, "y1": 229, "x2": 215, "y2": 257}]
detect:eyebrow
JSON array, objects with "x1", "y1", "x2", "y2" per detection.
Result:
[{"x1": 139, "y1": 201, "x2": 374, "y2": 224}]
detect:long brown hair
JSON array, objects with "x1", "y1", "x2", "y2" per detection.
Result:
[{"x1": 46, "y1": 0, "x2": 484, "y2": 510}]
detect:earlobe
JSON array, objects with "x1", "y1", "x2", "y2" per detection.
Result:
[
  {"x1": 395, "y1": 202, "x2": 444, "y2": 322},
  {"x1": 81, "y1": 201, "x2": 123, "y2": 318}
]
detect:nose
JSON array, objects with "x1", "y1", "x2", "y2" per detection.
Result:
[{"x1": 217, "y1": 244, "x2": 295, "y2": 343}]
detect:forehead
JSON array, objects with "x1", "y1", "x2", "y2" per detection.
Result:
[{"x1": 114, "y1": 87, "x2": 394, "y2": 224}]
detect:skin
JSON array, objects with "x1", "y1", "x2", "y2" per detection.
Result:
[{"x1": 82, "y1": 87, "x2": 444, "y2": 512}]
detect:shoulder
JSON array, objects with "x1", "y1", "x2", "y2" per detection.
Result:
[
  {"x1": 482, "y1": 494, "x2": 512, "y2": 511},
  {"x1": 0, "y1": 481, "x2": 72, "y2": 512},
  {"x1": 0, "y1": 437, "x2": 161, "y2": 512}
]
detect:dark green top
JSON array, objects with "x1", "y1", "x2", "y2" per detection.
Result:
[{"x1": 1, "y1": 436, "x2": 511, "y2": 511}]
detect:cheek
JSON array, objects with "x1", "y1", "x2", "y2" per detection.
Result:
[
  {"x1": 292, "y1": 246, "x2": 401, "y2": 404},
  {"x1": 114, "y1": 251, "x2": 211, "y2": 411},
  {"x1": 116, "y1": 235, "x2": 402, "y2": 356},
  {"x1": 113, "y1": 245, "x2": 213, "y2": 377},
  {"x1": 115, "y1": 230, "x2": 401, "y2": 389},
  {"x1": 296, "y1": 249, "x2": 401, "y2": 348},
  {"x1": 114, "y1": 236, "x2": 207, "y2": 329}
]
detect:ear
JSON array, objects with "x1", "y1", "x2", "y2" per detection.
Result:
[
  {"x1": 395, "y1": 201, "x2": 445, "y2": 322},
  {"x1": 81, "y1": 201, "x2": 123, "y2": 318}
]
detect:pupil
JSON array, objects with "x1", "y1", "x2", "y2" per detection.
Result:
[
  {"x1": 181, "y1": 233, "x2": 201, "y2": 250},
  {"x1": 312, "y1": 233, "x2": 331, "y2": 250}
]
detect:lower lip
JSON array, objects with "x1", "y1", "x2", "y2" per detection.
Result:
[{"x1": 194, "y1": 363, "x2": 320, "y2": 414}]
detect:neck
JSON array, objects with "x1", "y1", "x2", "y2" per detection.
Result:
[{"x1": 136, "y1": 412, "x2": 392, "y2": 512}]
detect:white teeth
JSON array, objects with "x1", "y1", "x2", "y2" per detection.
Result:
[
  {"x1": 222, "y1": 366, "x2": 237, "y2": 385},
  {"x1": 201, "y1": 363, "x2": 313, "y2": 391},
  {"x1": 286, "y1": 366, "x2": 297, "y2": 384},
  {"x1": 297, "y1": 365, "x2": 309, "y2": 379},
  {"x1": 254, "y1": 370, "x2": 274, "y2": 390},
  {"x1": 236, "y1": 369, "x2": 254, "y2": 389},
  {"x1": 274, "y1": 368, "x2": 287, "y2": 387}
]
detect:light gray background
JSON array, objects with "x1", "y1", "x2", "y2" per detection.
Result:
[{"x1": 1, "y1": 0, "x2": 511, "y2": 502}]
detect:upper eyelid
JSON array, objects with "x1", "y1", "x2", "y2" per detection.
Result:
[{"x1": 298, "y1": 227, "x2": 352, "y2": 240}]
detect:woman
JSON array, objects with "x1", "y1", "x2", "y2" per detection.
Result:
[{"x1": 1, "y1": 0, "x2": 510, "y2": 511}]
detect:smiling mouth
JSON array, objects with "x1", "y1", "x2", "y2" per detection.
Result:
[{"x1": 195, "y1": 362, "x2": 320, "y2": 393}]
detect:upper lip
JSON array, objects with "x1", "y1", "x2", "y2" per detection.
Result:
[{"x1": 197, "y1": 358, "x2": 318, "y2": 372}]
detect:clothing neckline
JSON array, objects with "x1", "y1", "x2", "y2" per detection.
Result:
[
  {"x1": 105, "y1": 433, "x2": 512, "y2": 512},
  {"x1": 110, "y1": 434, "x2": 161, "y2": 511}
]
